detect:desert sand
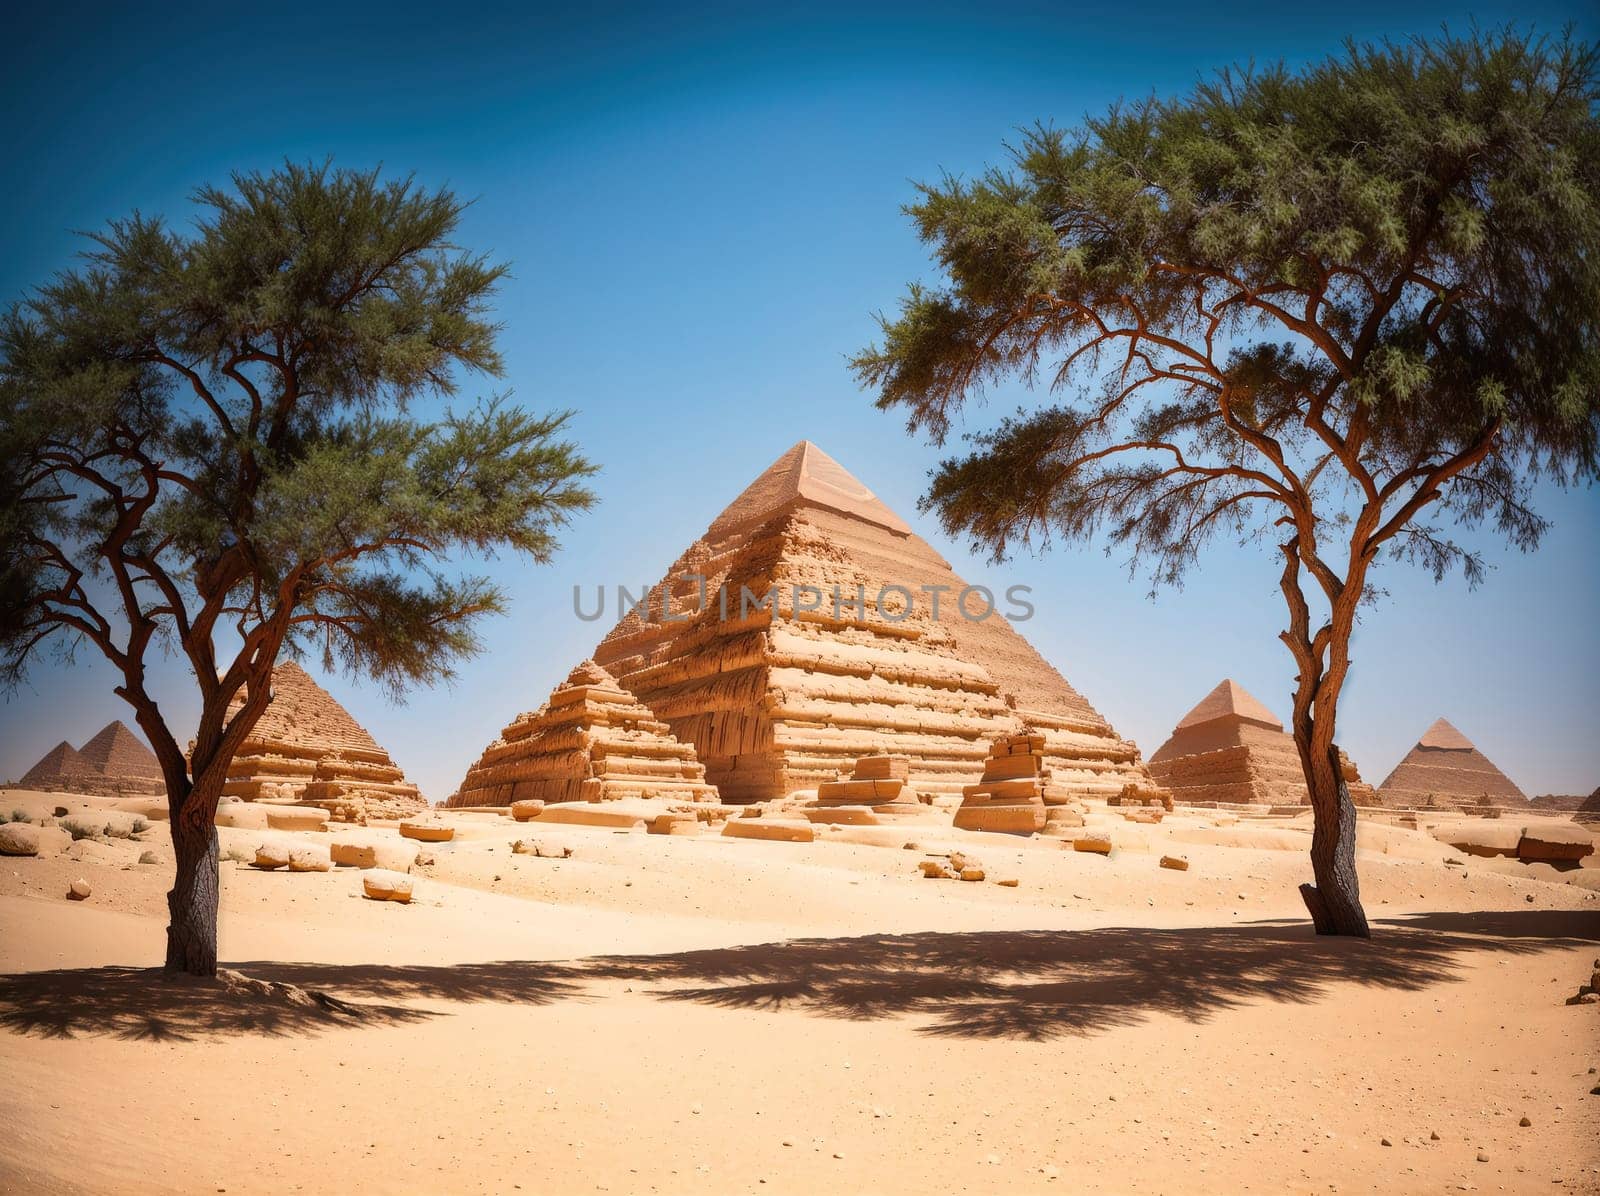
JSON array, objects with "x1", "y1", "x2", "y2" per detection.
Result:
[{"x1": 2, "y1": 786, "x2": 1597, "y2": 1195}]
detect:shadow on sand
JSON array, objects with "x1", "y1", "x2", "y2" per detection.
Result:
[{"x1": 2, "y1": 910, "x2": 1594, "y2": 1042}]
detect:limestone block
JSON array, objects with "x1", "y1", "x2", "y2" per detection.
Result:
[
  {"x1": 534, "y1": 806, "x2": 648, "y2": 830},
  {"x1": 952, "y1": 804, "x2": 1045, "y2": 834},
  {"x1": 266, "y1": 807, "x2": 330, "y2": 832},
  {"x1": 959, "y1": 867, "x2": 986, "y2": 882},
  {"x1": 721, "y1": 819, "x2": 815, "y2": 843},
  {"x1": 1074, "y1": 834, "x2": 1114, "y2": 855},
  {"x1": 804, "y1": 806, "x2": 879, "y2": 826},
  {"x1": 362, "y1": 869, "x2": 414, "y2": 903},
  {"x1": 67, "y1": 878, "x2": 91, "y2": 900},
  {"x1": 253, "y1": 842, "x2": 292, "y2": 870},
  {"x1": 330, "y1": 841, "x2": 379, "y2": 868},
  {"x1": 510, "y1": 800, "x2": 546, "y2": 822},
  {"x1": 399, "y1": 821, "x2": 455, "y2": 842},
  {"x1": 1432, "y1": 822, "x2": 1522, "y2": 858},
  {"x1": 1160, "y1": 854, "x2": 1190, "y2": 871},
  {"x1": 1517, "y1": 824, "x2": 1596, "y2": 862}
]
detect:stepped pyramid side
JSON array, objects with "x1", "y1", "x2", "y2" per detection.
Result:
[
  {"x1": 77, "y1": 720, "x2": 163, "y2": 783},
  {"x1": 1148, "y1": 679, "x2": 1375, "y2": 808},
  {"x1": 19, "y1": 741, "x2": 96, "y2": 789},
  {"x1": 216, "y1": 661, "x2": 426, "y2": 821},
  {"x1": 590, "y1": 440, "x2": 1155, "y2": 802},
  {"x1": 1377, "y1": 718, "x2": 1526, "y2": 809},
  {"x1": 448, "y1": 660, "x2": 718, "y2": 806}
]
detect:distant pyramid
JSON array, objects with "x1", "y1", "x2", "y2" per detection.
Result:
[
  {"x1": 1575, "y1": 787, "x2": 1600, "y2": 825},
  {"x1": 217, "y1": 661, "x2": 426, "y2": 821},
  {"x1": 578, "y1": 440, "x2": 1155, "y2": 802},
  {"x1": 1148, "y1": 679, "x2": 1375, "y2": 807},
  {"x1": 1378, "y1": 718, "x2": 1526, "y2": 809},
  {"x1": 77, "y1": 720, "x2": 162, "y2": 783},
  {"x1": 19, "y1": 741, "x2": 96, "y2": 789},
  {"x1": 448, "y1": 659, "x2": 718, "y2": 806}
]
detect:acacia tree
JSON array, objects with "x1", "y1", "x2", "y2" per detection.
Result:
[
  {"x1": 0, "y1": 163, "x2": 595, "y2": 974},
  {"x1": 853, "y1": 31, "x2": 1600, "y2": 935}
]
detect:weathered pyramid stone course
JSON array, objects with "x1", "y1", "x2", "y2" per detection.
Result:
[
  {"x1": 1148, "y1": 680, "x2": 1375, "y2": 808},
  {"x1": 1378, "y1": 718, "x2": 1526, "y2": 810},
  {"x1": 588, "y1": 441, "x2": 1159, "y2": 804},
  {"x1": 449, "y1": 660, "x2": 719, "y2": 807},
  {"x1": 17, "y1": 721, "x2": 163, "y2": 796},
  {"x1": 217, "y1": 662, "x2": 425, "y2": 822}
]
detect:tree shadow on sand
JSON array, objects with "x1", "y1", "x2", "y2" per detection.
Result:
[{"x1": 1, "y1": 910, "x2": 1592, "y2": 1042}]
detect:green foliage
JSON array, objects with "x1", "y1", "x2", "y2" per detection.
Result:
[
  {"x1": 0, "y1": 161, "x2": 597, "y2": 774},
  {"x1": 854, "y1": 30, "x2": 1600, "y2": 588}
]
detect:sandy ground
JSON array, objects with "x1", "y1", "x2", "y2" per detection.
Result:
[{"x1": 1, "y1": 791, "x2": 1597, "y2": 1195}]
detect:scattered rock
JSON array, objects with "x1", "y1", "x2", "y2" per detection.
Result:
[
  {"x1": 1476, "y1": 1151, "x2": 1489, "y2": 1163},
  {"x1": 1518, "y1": 1116, "x2": 1531, "y2": 1127},
  {"x1": 1429, "y1": 1130, "x2": 1440, "y2": 1141},
  {"x1": 919, "y1": 859, "x2": 955, "y2": 879},
  {"x1": 1073, "y1": 835, "x2": 1113, "y2": 855},
  {"x1": 510, "y1": 799, "x2": 546, "y2": 822},
  {"x1": 0, "y1": 823, "x2": 40, "y2": 856},
  {"x1": 997, "y1": 877, "x2": 1019, "y2": 888},
  {"x1": 138, "y1": 850, "x2": 159, "y2": 865},
  {"x1": 1159, "y1": 854, "x2": 1189, "y2": 871},
  {"x1": 959, "y1": 867, "x2": 986, "y2": 882},
  {"x1": 398, "y1": 820, "x2": 454, "y2": 843},
  {"x1": 362, "y1": 869, "x2": 414, "y2": 903},
  {"x1": 252, "y1": 842, "x2": 292, "y2": 870},
  {"x1": 512, "y1": 838, "x2": 574, "y2": 859},
  {"x1": 1380, "y1": 1138, "x2": 1392, "y2": 1147},
  {"x1": 287, "y1": 844, "x2": 332, "y2": 873},
  {"x1": 67, "y1": 878, "x2": 91, "y2": 901}
]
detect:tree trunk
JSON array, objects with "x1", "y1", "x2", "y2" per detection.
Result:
[
  {"x1": 1298, "y1": 742, "x2": 1370, "y2": 937},
  {"x1": 164, "y1": 784, "x2": 222, "y2": 976}
]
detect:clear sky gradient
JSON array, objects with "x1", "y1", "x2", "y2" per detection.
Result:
[{"x1": 2, "y1": 1, "x2": 1596, "y2": 800}]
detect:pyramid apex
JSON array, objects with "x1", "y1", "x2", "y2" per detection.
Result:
[
  {"x1": 706, "y1": 440, "x2": 912, "y2": 539},
  {"x1": 1417, "y1": 718, "x2": 1475, "y2": 751},
  {"x1": 1174, "y1": 678, "x2": 1282, "y2": 732}
]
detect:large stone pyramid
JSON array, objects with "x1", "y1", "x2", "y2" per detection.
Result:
[
  {"x1": 18, "y1": 741, "x2": 96, "y2": 790},
  {"x1": 1378, "y1": 718, "x2": 1526, "y2": 809},
  {"x1": 217, "y1": 661, "x2": 426, "y2": 821},
  {"x1": 1148, "y1": 679, "x2": 1375, "y2": 807},
  {"x1": 586, "y1": 440, "x2": 1155, "y2": 802},
  {"x1": 17, "y1": 722, "x2": 164, "y2": 795},
  {"x1": 77, "y1": 720, "x2": 162, "y2": 785},
  {"x1": 448, "y1": 660, "x2": 719, "y2": 806}
]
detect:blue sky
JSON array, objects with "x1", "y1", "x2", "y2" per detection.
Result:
[{"x1": 2, "y1": 1, "x2": 1597, "y2": 800}]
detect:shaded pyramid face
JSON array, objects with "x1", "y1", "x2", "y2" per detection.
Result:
[
  {"x1": 448, "y1": 659, "x2": 718, "y2": 806},
  {"x1": 1378, "y1": 718, "x2": 1526, "y2": 808},
  {"x1": 588, "y1": 440, "x2": 1153, "y2": 802},
  {"x1": 19, "y1": 741, "x2": 95, "y2": 788},
  {"x1": 1148, "y1": 679, "x2": 1375, "y2": 807},
  {"x1": 1576, "y1": 787, "x2": 1600, "y2": 824},
  {"x1": 217, "y1": 661, "x2": 425, "y2": 817},
  {"x1": 77, "y1": 720, "x2": 162, "y2": 781}
]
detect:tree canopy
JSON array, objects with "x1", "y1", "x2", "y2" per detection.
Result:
[
  {"x1": 853, "y1": 29, "x2": 1600, "y2": 936},
  {"x1": 0, "y1": 162, "x2": 596, "y2": 972}
]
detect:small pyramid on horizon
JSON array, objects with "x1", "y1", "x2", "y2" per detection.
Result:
[
  {"x1": 1378, "y1": 718, "x2": 1526, "y2": 809},
  {"x1": 18, "y1": 740, "x2": 96, "y2": 789},
  {"x1": 1575, "y1": 786, "x2": 1600, "y2": 825},
  {"x1": 216, "y1": 661, "x2": 426, "y2": 822},
  {"x1": 448, "y1": 659, "x2": 719, "y2": 807},
  {"x1": 544, "y1": 439, "x2": 1160, "y2": 802},
  {"x1": 1148, "y1": 679, "x2": 1376, "y2": 808}
]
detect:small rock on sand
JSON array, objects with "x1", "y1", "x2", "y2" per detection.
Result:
[
  {"x1": 1159, "y1": 855, "x2": 1189, "y2": 871},
  {"x1": 362, "y1": 869, "x2": 414, "y2": 903},
  {"x1": 997, "y1": 878, "x2": 1019, "y2": 887},
  {"x1": 67, "y1": 878, "x2": 91, "y2": 900}
]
